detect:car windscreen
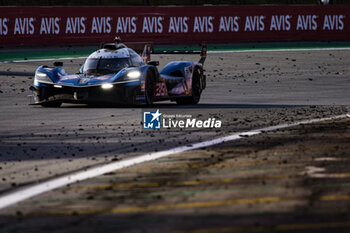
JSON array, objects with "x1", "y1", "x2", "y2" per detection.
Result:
[{"x1": 83, "y1": 58, "x2": 130, "y2": 75}]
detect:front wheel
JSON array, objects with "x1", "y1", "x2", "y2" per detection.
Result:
[
  {"x1": 145, "y1": 70, "x2": 155, "y2": 105},
  {"x1": 176, "y1": 67, "x2": 201, "y2": 105}
]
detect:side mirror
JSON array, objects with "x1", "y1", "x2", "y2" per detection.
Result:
[
  {"x1": 54, "y1": 61, "x2": 63, "y2": 67},
  {"x1": 148, "y1": 61, "x2": 159, "y2": 66}
]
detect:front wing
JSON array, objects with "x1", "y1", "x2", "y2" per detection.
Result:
[{"x1": 32, "y1": 82, "x2": 145, "y2": 105}]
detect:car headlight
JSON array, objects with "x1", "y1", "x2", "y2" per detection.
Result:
[
  {"x1": 127, "y1": 70, "x2": 141, "y2": 79},
  {"x1": 101, "y1": 83, "x2": 113, "y2": 89},
  {"x1": 35, "y1": 71, "x2": 53, "y2": 83}
]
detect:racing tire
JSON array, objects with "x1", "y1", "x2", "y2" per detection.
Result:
[
  {"x1": 176, "y1": 67, "x2": 201, "y2": 105},
  {"x1": 41, "y1": 102, "x2": 62, "y2": 107},
  {"x1": 145, "y1": 69, "x2": 155, "y2": 105}
]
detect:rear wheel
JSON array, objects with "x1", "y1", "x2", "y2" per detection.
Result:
[{"x1": 176, "y1": 67, "x2": 201, "y2": 105}]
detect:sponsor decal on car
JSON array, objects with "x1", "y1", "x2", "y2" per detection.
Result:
[{"x1": 154, "y1": 82, "x2": 168, "y2": 97}]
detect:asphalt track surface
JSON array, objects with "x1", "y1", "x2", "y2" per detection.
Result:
[{"x1": 0, "y1": 49, "x2": 349, "y2": 232}]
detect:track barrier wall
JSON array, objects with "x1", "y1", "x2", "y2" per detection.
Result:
[{"x1": 0, "y1": 5, "x2": 349, "y2": 46}]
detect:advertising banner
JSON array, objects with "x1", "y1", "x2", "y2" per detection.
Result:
[{"x1": 0, "y1": 5, "x2": 349, "y2": 46}]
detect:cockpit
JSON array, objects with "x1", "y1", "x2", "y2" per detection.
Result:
[{"x1": 83, "y1": 57, "x2": 130, "y2": 75}]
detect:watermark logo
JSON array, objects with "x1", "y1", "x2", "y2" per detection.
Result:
[
  {"x1": 143, "y1": 109, "x2": 162, "y2": 129},
  {"x1": 143, "y1": 109, "x2": 222, "y2": 130}
]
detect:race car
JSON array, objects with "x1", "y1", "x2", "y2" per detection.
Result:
[{"x1": 30, "y1": 38, "x2": 206, "y2": 107}]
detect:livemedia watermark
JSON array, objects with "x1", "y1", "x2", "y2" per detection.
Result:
[{"x1": 143, "y1": 109, "x2": 222, "y2": 129}]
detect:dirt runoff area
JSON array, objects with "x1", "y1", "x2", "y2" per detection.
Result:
[{"x1": 0, "y1": 116, "x2": 349, "y2": 233}]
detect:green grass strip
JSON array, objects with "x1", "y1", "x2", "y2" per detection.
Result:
[
  {"x1": 1, "y1": 42, "x2": 350, "y2": 62},
  {"x1": 0, "y1": 48, "x2": 95, "y2": 62}
]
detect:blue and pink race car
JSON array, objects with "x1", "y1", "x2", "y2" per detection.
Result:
[{"x1": 30, "y1": 38, "x2": 206, "y2": 107}]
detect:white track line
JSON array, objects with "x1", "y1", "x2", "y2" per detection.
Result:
[{"x1": 0, "y1": 113, "x2": 349, "y2": 210}]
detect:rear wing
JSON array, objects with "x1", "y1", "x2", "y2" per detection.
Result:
[
  {"x1": 139, "y1": 43, "x2": 207, "y2": 65},
  {"x1": 123, "y1": 42, "x2": 153, "y2": 63},
  {"x1": 125, "y1": 42, "x2": 153, "y2": 63},
  {"x1": 140, "y1": 43, "x2": 152, "y2": 63},
  {"x1": 150, "y1": 43, "x2": 207, "y2": 65},
  {"x1": 101, "y1": 38, "x2": 206, "y2": 64}
]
